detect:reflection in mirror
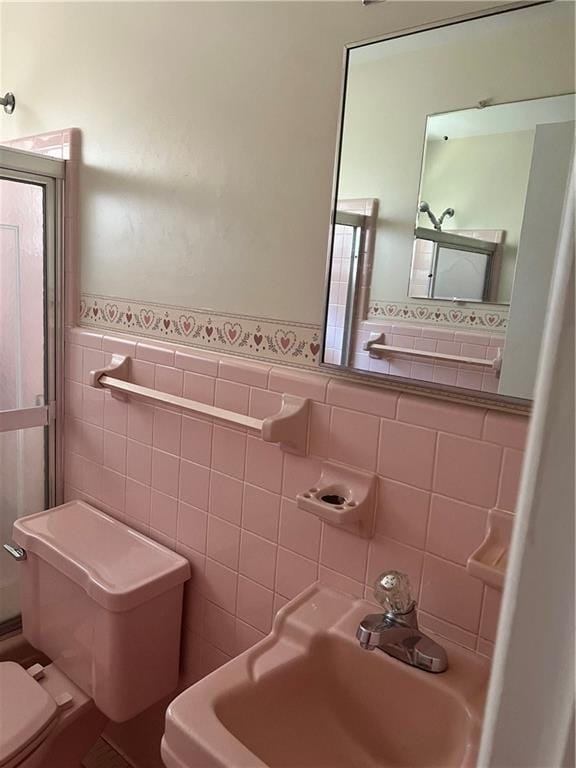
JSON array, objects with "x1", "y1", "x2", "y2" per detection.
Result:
[{"x1": 322, "y1": 2, "x2": 575, "y2": 403}]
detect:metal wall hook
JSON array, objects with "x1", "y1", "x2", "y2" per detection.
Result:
[{"x1": 1, "y1": 92, "x2": 16, "y2": 114}]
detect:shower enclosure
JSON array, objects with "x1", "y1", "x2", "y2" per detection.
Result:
[{"x1": 0, "y1": 146, "x2": 63, "y2": 632}]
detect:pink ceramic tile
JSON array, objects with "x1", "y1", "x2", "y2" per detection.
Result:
[
  {"x1": 181, "y1": 416, "x2": 212, "y2": 467},
  {"x1": 275, "y1": 547, "x2": 318, "y2": 599},
  {"x1": 177, "y1": 500, "x2": 208, "y2": 553},
  {"x1": 124, "y1": 479, "x2": 151, "y2": 524},
  {"x1": 434, "y1": 433, "x2": 502, "y2": 507},
  {"x1": 378, "y1": 419, "x2": 436, "y2": 490},
  {"x1": 418, "y1": 611, "x2": 477, "y2": 650},
  {"x1": 102, "y1": 336, "x2": 137, "y2": 357},
  {"x1": 206, "y1": 516, "x2": 240, "y2": 569},
  {"x1": 326, "y1": 379, "x2": 397, "y2": 418},
  {"x1": 150, "y1": 490, "x2": 178, "y2": 538},
  {"x1": 209, "y1": 471, "x2": 243, "y2": 525},
  {"x1": 376, "y1": 478, "x2": 430, "y2": 549},
  {"x1": 273, "y1": 593, "x2": 289, "y2": 615},
  {"x1": 303, "y1": 404, "x2": 329, "y2": 461},
  {"x1": 427, "y1": 495, "x2": 487, "y2": 566},
  {"x1": 154, "y1": 365, "x2": 183, "y2": 396},
  {"x1": 78, "y1": 421, "x2": 104, "y2": 464},
  {"x1": 127, "y1": 402, "x2": 154, "y2": 444},
  {"x1": 103, "y1": 394, "x2": 128, "y2": 435},
  {"x1": 436, "y1": 341, "x2": 461, "y2": 356},
  {"x1": 248, "y1": 388, "x2": 282, "y2": 420},
  {"x1": 397, "y1": 395, "x2": 485, "y2": 438},
  {"x1": 235, "y1": 620, "x2": 266, "y2": 655},
  {"x1": 432, "y1": 366, "x2": 458, "y2": 386},
  {"x1": 245, "y1": 437, "x2": 283, "y2": 493},
  {"x1": 212, "y1": 426, "x2": 246, "y2": 480},
  {"x1": 239, "y1": 531, "x2": 277, "y2": 589},
  {"x1": 64, "y1": 452, "x2": 83, "y2": 490},
  {"x1": 236, "y1": 576, "x2": 273, "y2": 633},
  {"x1": 330, "y1": 407, "x2": 380, "y2": 471},
  {"x1": 420, "y1": 555, "x2": 484, "y2": 633},
  {"x1": 219, "y1": 358, "x2": 269, "y2": 388},
  {"x1": 422, "y1": 328, "x2": 454, "y2": 341},
  {"x1": 82, "y1": 349, "x2": 105, "y2": 385},
  {"x1": 278, "y1": 498, "x2": 321, "y2": 561},
  {"x1": 203, "y1": 602, "x2": 236, "y2": 656},
  {"x1": 318, "y1": 566, "x2": 364, "y2": 598},
  {"x1": 82, "y1": 458, "x2": 101, "y2": 499},
  {"x1": 366, "y1": 536, "x2": 424, "y2": 597},
  {"x1": 65, "y1": 381, "x2": 83, "y2": 419},
  {"x1": 126, "y1": 440, "x2": 152, "y2": 485},
  {"x1": 214, "y1": 379, "x2": 250, "y2": 415},
  {"x1": 454, "y1": 331, "x2": 492, "y2": 346},
  {"x1": 268, "y1": 367, "x2": 328, "y2": 401},
  {"x1": 175, "y1": 350, "x2": 219, "y2": 377},
  {"x1": 498, "y1": 448, "x2": 524, "y2": 512},
  {"x1": 479, "y1": 587, "x2": 502, "y2": 642},
  {"x1": 136, "y1": 342, "x2": 174, "y2": 366},
  {"x1": 320, "y1": 525, "x2": 369, "y2": 582},
  {"x1": 67, "y1": 327, "x2": 102, "y2": 349},
  {"x1": 201, "y1": 643, "x2": 232, "y2": 677},
  {"x1": 204, "y1": 558, "x2": 238, "y2": 614},
  {"x1": 282, "y1": 454, "x2": 322, "y2": 499},
  {"x1": 65, "y1": 344, "x2": 83, "y2": 382},
  {"x1": 100, "y1": 467, "x2": 125, "y2": 512},
  {"x1": 131, "y1": 359, "x2": 155, "y2": 388},
  {"x1": 183, "y1": 371, "x2": 215, "y2": 406},
  {"x1": 411, "y1": 363, "x2": 435, "y2": 382},
  {"x1": 152, "y1": 408, "x2": 182, "y2": 455},
  {"x1": 456, "y1": 370, "x2": 484, "y2": 390},
  {"x1": 242, "y1": 484, "x2": 280, "y2": 542},
  {"x1": 476, "y1": 638, "x2": 495, "y2": 659},
  {"x1": 179, "y1": 459, "x2": 210, "y2": 510},
  {"x1": 413, "y1": 338, "x2": 437, "y2": 353},
  {"x1": 484, "y1": 411, "x2": 528, "y2": 449},
  {"x1": 151, "y1": 449, "x2": 180, "y2": 497}
]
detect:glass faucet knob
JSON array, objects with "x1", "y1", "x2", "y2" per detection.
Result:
[{"x1": 374, "y1": 570, "x2": 414, "y2": 615}]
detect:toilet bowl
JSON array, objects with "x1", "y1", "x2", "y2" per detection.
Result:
[
  {"x1": 0, "y1": 661, "x2": 106, "y2": 768},
  {"x1": 2, "y1": 500, "x2": 190, "y2": 768}
]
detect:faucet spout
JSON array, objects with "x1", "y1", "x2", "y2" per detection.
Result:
[{"x1": 357, "y1": 571, "x2": 448, "y2": 673}]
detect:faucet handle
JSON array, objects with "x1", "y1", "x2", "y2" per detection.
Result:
[{"x1": 374, "y1": 570, "x2": 415, "y2": 615}]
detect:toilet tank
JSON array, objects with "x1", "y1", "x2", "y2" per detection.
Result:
[{"x1": 13, "y1": 501, "x2": 190, "y2": 723}]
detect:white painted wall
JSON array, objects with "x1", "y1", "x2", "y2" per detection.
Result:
[
  {"x1": 338, "y1": 3, "x2": 574, "y2": 307},
  {"x1": 499, "y1": 121, "x2": 575, "y2": 400},
  {"x1": 419, "y1": 130, "x2": 535, "y2": 303},
  {"x1": 1, "y1": 2, "x2": 573, "y2": 326}
]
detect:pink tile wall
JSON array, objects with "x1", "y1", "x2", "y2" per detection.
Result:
[
  {"x1": 64, "y1": 327, "x2": 527, "y2": 765},
  {"x1": 64, "y1": 327, "x2": 527, "y2": 667},
  {"x1": 354, "y1": 320, "x2": 505, "y2": 394}
]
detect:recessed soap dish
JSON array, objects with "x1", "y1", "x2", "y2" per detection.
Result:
[
  {"x1": 467, "y1": 508, "x2": 514, "y2": 590},
  {"x1": 296, "y1": 462, "x2": 375, "y2": 538}
]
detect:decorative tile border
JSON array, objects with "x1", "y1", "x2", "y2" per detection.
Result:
[
  {"x1": 368, "y1": 300, "x2": 508, "y2": 331},
  {"x1": 80, "y1": 294, "x2": 322, "y2": 367}
]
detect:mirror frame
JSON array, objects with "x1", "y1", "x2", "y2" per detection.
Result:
[{"x1": 320, "y1": 0, "x2": 562, "y2": 416}]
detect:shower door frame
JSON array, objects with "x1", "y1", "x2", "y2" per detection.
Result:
[{"x1": 0, "y1": 148, "x2": 64, "y2": 629}]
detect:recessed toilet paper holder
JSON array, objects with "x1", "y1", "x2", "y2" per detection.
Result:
[{"x1": 296, "y1": 462, "x2": 376, "y2": 538}]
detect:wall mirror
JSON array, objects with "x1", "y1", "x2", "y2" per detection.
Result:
[{"x1": 322, "y1": 1, "x2": 575, "y2": 406}]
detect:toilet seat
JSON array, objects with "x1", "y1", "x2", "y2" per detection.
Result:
[{"x1": 0, "y1": 662, "x2": 60, "y2": 768}]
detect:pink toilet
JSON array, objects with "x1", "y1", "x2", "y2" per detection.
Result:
[{"x1": 0, "y1": 500, "x2": 190, "y2": 768}]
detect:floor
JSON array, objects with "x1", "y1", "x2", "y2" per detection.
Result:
[{"x1": 82, "y1": 739, "x2": 131, "y2": 768}]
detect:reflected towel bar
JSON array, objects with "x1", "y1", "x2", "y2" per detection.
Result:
[
  {"x1": 90, "y1": 355, "x2": 309, "y2": 454},
  {"x1": 364, "y1": 333, "x2": 502, "y2": 375}
]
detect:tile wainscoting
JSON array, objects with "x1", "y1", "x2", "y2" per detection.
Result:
[{"x1": 64, "y1": 326, "x2": 527, "y2": 766}]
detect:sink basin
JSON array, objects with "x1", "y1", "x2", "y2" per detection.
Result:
[{"x1": 161, "y1": 585, "x2": 488, "y2": 768}]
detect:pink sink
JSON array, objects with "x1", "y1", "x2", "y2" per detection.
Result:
[{"x1": 161, "y1": 585, "x2": 489, "y2": 768}]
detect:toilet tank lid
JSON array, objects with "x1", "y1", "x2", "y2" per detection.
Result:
[{"x1": 13, "y1": 501, "x2": 191, "y2": 612}]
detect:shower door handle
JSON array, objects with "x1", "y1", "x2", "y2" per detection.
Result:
[{"x1": 0, "y1": 405, "x2": 50, "y2": 433}]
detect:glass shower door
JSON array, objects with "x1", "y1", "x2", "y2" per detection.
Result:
[{"x1": 0, "y1": 151, "x2": 62, "y2": 630}]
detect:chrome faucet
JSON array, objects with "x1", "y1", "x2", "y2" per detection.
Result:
[{"x1": 356, "y1": 571, "x2": 448, "y2": 673}]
